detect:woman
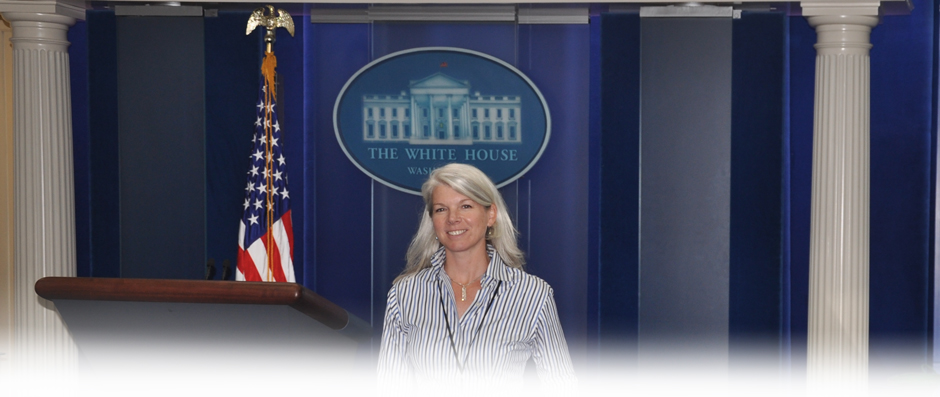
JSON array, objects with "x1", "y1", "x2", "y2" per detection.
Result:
[{"x1": 377, "y1": 163, "x2": 576, "y2": 389}]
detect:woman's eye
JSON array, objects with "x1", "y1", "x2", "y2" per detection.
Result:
[
  {"x1": 434, "y1": 208, "x2": 445, "y2": 213},
  {"x1": 462, "y1": 204, "x2": 472, "y2": 209}
]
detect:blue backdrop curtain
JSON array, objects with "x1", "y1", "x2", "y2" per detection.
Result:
[{"x1": 305, "y1": 17, "x2": 591, "y2": 362}]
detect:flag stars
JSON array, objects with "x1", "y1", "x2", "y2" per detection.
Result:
[{"x1": 243, "y1": 79, "x2": 292, "y2": 253}]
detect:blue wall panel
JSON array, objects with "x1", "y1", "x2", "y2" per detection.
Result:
[
  {"x1": 598, "y1": 13, "x2": 640, "y2": 363},
  {"x1": 70, "y1": 20, "x2": 91, "y2": 278},
  {"x1": 729, "y1": 12, "x2": 785, "y2": 364},
  {"x1": 204, "y1": 11, "x2": 263, "y2": 279},
  {"x1": 586, "y1": 11, "x2": 603, "y2": 359},
  {"x1": 84, "y1": 10, "x2": 120, "y2": 278},
  {"x1": 868, "y1": 3, "x2": 935, "y2": 372},
  {"x1": 786, "y1": 15, "x2": 816, "y2": 374},
  {"x1": 116, "y1": 16, "x2": 205, "y2": 280},
  {"x1": 308, "y1": 23, "x2": 374, "y2": 324},
  {"x1": 517, "y1": 23, "x2": 591, "y2": 358}
]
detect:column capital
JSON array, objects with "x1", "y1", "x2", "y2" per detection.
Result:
[
  {"x1": 0, "y1": 0, "x2": 85, "y2": 21},
  {"x1": 804, "y1": 10, "x2": 879, "y2": 55},
  {"x1": 806, "y1": 14, "x2": 880, "y2": 27},
  {"x1": 3, "y1": 12, "x2": 75, "y2": 48}
]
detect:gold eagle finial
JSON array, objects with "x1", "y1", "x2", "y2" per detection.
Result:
[{"x1": 247, "y1": 5, "x2": 295, "y2": 52}]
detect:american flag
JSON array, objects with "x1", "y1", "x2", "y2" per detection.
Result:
[{"x1": 237, "y1": 54, "x2": 295, "y2": 282}]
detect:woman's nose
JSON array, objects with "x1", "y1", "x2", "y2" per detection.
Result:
[{"x1": 447, "y1": 211, "x2": 459, "y2": 223}]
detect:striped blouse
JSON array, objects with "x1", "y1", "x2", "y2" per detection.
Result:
[{"x1": 377, "y1": 246, "x2": 577, "y2": 389}]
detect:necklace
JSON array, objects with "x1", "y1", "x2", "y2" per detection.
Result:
[
  {"x1": 452, "y1": 275, "x2": 482, "y2": 302},
  {"x1": 438, "y1": 280, "x2": 502, "y2": 373}
]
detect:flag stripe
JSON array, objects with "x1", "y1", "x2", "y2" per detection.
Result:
[
  {"x1": 261, "y1": 224, "x2": 287, "y2": 282},
  {"x1": 246, "y1": 236, "x2": 272, "y2": 281},
  {"x1": 282, "y1": 210, "x2": 295, "y2": 260},
  {"x1": 273, "y1": 215, "x2": 295, "y2": 282},
  {"x1": 236, "y1": 246, "x2": 262, "y2": 281},
  {"x1": 236, "y1": 221, "x2": 261, "y2": 281}
]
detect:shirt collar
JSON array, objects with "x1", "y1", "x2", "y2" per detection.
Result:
[
  {"x1": 483, "y1": 245, "x2": 513, "y2": 284},
  {"x1": 430, "y1": 244, "x2": 514, "y2": 285}
]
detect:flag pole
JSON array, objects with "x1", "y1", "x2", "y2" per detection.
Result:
[{"x1": 247, "y1": 6, "x2": 295, "y2": 281}]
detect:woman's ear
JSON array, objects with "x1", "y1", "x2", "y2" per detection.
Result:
[{"x1": 487, "y1": 204, "x2": 497, "y2": 227}]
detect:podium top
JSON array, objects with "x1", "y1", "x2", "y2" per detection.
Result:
[{"x1": 35, "y1": 277, "x2": 351, "y2": 331}]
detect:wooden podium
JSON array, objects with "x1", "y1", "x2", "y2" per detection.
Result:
[{"x1": 35, "y1": 277, "x2": 372, "y2": 376}]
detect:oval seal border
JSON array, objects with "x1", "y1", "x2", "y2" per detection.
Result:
[{"x1": 333, "y1": 47, "x2": 552, "y2": 195}]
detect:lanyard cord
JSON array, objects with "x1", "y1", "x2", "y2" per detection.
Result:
[{"x1": 438, "y1": 279, "x2": 502, "y2": 373}]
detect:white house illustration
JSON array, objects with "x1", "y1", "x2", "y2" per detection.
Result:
[{"x1": 362, "y1": 72, "x2": 521, "y2": 145}]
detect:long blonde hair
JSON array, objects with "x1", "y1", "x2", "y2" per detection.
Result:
[{"x1": 396, "y1": 163, "x2": 524, "y2": 283}]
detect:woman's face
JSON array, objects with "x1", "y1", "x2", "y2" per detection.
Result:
[{"x1": 431, "y1": 184, "x2": 497, "y2": 257}]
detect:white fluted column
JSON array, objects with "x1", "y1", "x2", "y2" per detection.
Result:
[
  {"x1": 803, "y1": 5, "x2": 879, "y2": 385},
  {"x1": 3, "y1": 11, "x2": 78, "y2": 373}
]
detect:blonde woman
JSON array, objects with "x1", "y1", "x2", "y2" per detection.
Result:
[{"x1": 378, "y1": 163, "x2": 576, "y2": 389}]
